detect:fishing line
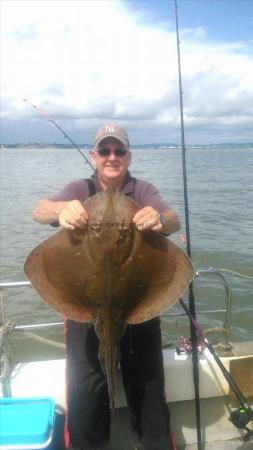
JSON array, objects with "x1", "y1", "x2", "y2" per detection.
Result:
[
  {"x1": 23, "y1": 99, "x2": 94, "y2": 171},
  {"x1": 174, "y1": 0, "x2": 202, "y2": 448}
]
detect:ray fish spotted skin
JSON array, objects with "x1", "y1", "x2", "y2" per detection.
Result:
[{"x1": 24, "y1": 188, "x2": 194, "y2": 408}]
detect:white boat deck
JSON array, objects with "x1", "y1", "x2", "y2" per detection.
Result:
[
  {"x1": 108, "y1": 399, "x2": 253, "y2": 449},
  {"x1": 2, "y1": 343, "x2": 253, "y2": 449}
]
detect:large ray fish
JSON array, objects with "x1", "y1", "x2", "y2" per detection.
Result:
[{"x1": 24, "y1": 188, "x2": 194, "y2": 407}]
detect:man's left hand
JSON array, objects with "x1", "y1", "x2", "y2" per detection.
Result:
[{"x1": 133, "y1": 207, "x2": 162, "y2": 231}]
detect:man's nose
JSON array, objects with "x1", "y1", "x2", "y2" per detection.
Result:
[{"x1": 107, "y1": 151, "x2": 117, "y2": 160}]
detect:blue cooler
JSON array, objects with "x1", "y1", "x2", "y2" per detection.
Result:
[{"x1": 0, "y1": 397, "x2": 55, "y2": 449}]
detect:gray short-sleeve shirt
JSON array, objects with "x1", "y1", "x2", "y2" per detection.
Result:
[{"x1": 49, "y1": 170, "x2": 169, "y2": 212}]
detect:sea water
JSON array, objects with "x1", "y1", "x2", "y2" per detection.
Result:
[{"x1": 0, "y1": 146, "x2": 252, "y2": 360}]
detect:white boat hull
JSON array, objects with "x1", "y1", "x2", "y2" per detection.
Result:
[{"x1": 5, "y1": 345, "x2": 253, "y2": 407}]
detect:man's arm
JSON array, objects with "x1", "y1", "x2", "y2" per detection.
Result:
[
  {"x1": 159, "y1": 209, "x2": 181, "y2": 235},
  {"x1": 32, "y1": 199, "x2": 88, "y2": 230},
  {"x1": 32, "y1": 199, "x2": 69, "y2": 224}
]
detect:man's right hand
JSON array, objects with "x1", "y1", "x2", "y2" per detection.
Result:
[{"x1": 59, "y1": 200, "x2": 88, "y2": 230}]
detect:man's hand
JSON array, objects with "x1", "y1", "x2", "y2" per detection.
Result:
[
  {"x1": 59, "y1": 200, "x2": 88, "y2": 230},
  {"x1": 133, "y1": 207, "x2": 162, "y2": 232}
]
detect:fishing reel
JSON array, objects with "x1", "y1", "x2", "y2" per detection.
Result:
[{"x1": 229, "y1": 407, "x2": 253, "y2": 441}]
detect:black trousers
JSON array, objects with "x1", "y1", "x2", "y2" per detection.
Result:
[{"x1": 65, "y1": 318, "x2": 171, "y2": 450}]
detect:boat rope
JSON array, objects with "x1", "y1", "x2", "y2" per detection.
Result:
[
  {"x1": 205, "y1": 326, "x2": 233, "y2": 352},
  {"x1": 174, "y1": 1, "x2": 202, "y2": 447},
  {"x1": 0, "y1": 352, "x2": 11, "y2": 381},
  {"x1": 0, "y1": 319, "x2": 65, "y2": 396},
  {"x1": 0, "y1": 320, "x2": 16, "y2": 343},
  {"x1": 0, "y1": 320, "x2": 15, "y2": 396},
  {"x1": 0, "y1": 320, "x2": 65, "y2": 350},
  {"x1": 205, "y1": 325, "x2": 230, "y2": 336},
  {"x1": 0, "y1": 291, "x2": 14, "y2": 395},
  {"x1": 0, "y1": 321, "x2": 15, "y2": 378},
  {"x1": 16, "y1": 328, "x2": 65, "y2": 349}
]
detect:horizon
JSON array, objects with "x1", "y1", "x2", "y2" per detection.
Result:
[{"x1": 2, "y1": 141, "x2": 253, "y2": 148}]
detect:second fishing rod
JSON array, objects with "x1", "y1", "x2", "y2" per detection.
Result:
[{"x1": 179, "y1": 297, "x2": 253, "y2": 441}]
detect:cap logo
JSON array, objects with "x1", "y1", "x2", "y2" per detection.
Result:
[{"x1": 104, "y1": 124, "x2": 115, "y2": 134}]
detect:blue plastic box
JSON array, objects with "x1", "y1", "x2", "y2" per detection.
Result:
[{"x1": 0, "y1": 397, "x2": 55, "y2": 449}]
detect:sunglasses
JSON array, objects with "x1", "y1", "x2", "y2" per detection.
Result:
[{"x1": 97, "y1": 147, "x2": 128, "y2": 157}]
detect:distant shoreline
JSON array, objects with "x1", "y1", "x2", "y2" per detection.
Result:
[{"x1": 1, "y1": 143, "x2": 253, "y2": 150}]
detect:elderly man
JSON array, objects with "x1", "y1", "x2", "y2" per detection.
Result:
[{"x1": 32, "y1": 123, "x2": 180, "y2": 450}]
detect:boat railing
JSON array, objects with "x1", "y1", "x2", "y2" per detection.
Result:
[
  {"x1": 195, "y1": 268, "x2": 232, "y2": 331},
  {"x1": 0, "y1": 268, "x2": 232, "y2": 345},
  {"x1": 159, "y1": 267, "x2": 232, "y2": 347},
  {"x1": 0, "y1": 281, "x2": 64, "y2": 330}
]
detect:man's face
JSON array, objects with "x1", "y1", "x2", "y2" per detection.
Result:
[{"x1": 91, "y1": 138, "x2": 131, "y2": 184}]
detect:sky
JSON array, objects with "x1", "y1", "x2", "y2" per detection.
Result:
[{"x1": 1, "y1": 0, "x2": 253, "y2": 145}]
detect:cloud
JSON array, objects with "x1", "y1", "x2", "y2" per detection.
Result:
[{"x1": 1, "y1": 0, "x2": 253, "y2": 143}]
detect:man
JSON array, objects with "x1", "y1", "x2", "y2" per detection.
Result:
[{"x1": 32, "y1": 123, "x2": 180, "y2": 450}]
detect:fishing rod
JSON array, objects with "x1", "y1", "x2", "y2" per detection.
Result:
[
  {"x1": 179, "y1": 297, "x2": 253, "y2": 441},
  {"x1": 174, "y1": 0, "x2": 253, "y2": 443},
  {"x1": 23, "y1": 98, "x2": 94, "y2": 171},
  {"x1": 174, "y1": 1, "x2": 202, "y2": 448}
]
